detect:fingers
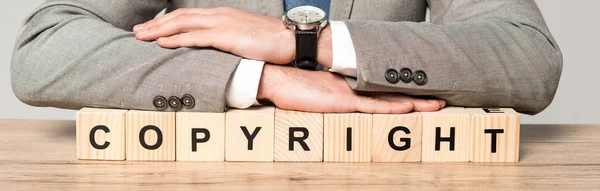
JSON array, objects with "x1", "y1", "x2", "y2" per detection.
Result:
[
  {"x1": 354, "y1": 96, "x2": 414, "y2": 114},
  {"x1": 373, "y1": 94, "x2": 441, "y2": 112},
  {"x1": 136, "y1": 14, "x2": 217, "y2": 41},
  {"x1": 411, "y1": 99, "x2": 442, "y2": 112},
  {"x1": 156, "y1": 30, "x2": 218, "y2": 48},
  {"x1": 439, "y1": 99, "x2": 447, "y2": 109},
  {"x1": 133, "y1": 8, "x2": 214, "y2": 32},
  {"x1": 133, "y1": 7, "x2": 237, "y2": 35}
]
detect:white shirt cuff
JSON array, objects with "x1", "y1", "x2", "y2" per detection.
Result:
[
  {"x1": 328, "y1": 21, "x2": 358, "y2": 77},
  {"x1": 225, "y1": 59, "x2": 264, "y2": 109}
]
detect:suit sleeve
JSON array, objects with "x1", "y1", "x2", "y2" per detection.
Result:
[
  {"x1": 10, "y1": 0, "x2": 241, "y2": 112},
  {"x1": 342, "y1": 0, "x2": 563, "y2": 114}
]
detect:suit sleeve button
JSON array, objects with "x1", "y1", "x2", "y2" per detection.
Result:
[
  {"x1": 153, "y1": 96, "x2": 168, "y2": 110},
  {"x1": 399, "y1": 68, "x2": 413, "y2": 83},
  {"x1": 385, "y1": 68, "x2": 400, "y2": 84},
  {"x1": 413, "y1": 70, "x2": 428, "y2": 86},
  {"x1": 181, "y1": 94, "x2": 195, "y2": 109},
  {"x1": 168, "y1": 96, "x2": 182, "y2": 111}
]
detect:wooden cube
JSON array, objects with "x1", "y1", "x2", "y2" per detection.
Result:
[
  {"x1": 274, "y1": 108, "x2": 323, "y2": 162},
  {"x1": 421, "y1": 107, "x2": 471, "y2": 162},
  {"x1": 76, "y1": 108, "x2": 127, "y2": 160},
  {"x1": 176, "y1": 112, "x2": 225, "y2": 162},
  {"x1": 372, "y1": 113, "x2": 422, "y2": 162},
  {"x1": 126, "y1": 110, "x2": 175, "y2": 161},
  {"x1": 324, "y1": 113, "x2": 372, "y2": 162},
  {"x1": 226, "y1": 106, "x2": 275, "y2": 161},
  {"x1": 467, "y1": 108, "x2": 520, "y2": 162}
]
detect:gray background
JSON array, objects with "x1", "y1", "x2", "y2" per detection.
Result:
[{"x1": 1, "y1": 0, "x2": 597, "y2": 124}]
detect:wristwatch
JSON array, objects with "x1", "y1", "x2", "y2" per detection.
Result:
[{"x1": 282, "y1": 5, "x2": 328, "y2": 70}]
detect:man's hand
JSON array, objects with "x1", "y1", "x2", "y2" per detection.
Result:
[
  {"x1": 133, "y1": 7, "x2": 296, "y2": 65},
  {"x1": 257, "y1": 65, "x2": 445, "y2": 113}
]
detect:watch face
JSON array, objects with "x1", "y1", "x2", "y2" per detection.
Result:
[{"x1": 286, "y1": 6, "x2": 326, "y2": 24}]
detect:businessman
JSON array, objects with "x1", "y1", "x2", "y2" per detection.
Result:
[{"x1": 11, "y1": 0, "x2": 562, "y2": 114}]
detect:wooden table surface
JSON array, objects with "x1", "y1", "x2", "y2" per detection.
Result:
[{"x1": 0, "y1": 119, "x2": 599, "y2": 190}]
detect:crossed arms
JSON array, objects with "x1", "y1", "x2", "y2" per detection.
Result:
[{"x1": 11, "y1": 0, "x2": 562, "y2": 114}]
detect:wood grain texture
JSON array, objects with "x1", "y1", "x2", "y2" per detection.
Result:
[
  {"x1": 421, "y1": 107, "x2": 471, "y2": 162},
  {"x1": 324, "y1": 113, "x2": 372, "y2": 162},
  {"x1": 226, "y1": 106, "x2": 275, "y2": 161},
  {"x1": 274, "y1": 109, "x2": 323, "y2": 162},
  {"x1": 76, "y1": 108, "x2": 127, "y2": 160},
  {"x1": 467, "y1": 108, "x2": 520, "y2": 162},
  {"x1": 176, "y1": 112, "x2": 225, "y2": 162},
  {"x1": 372, "y1": 113, "x2": 422, "y2": 162},
  {"x1": 1, "y1": 120, "x2": 600, "y2": 190},
  {"x1": 126, "y1": 110, "x2": 175, "y2": 161}
]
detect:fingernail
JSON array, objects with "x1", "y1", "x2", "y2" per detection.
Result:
[
  {"x1": 428, "y1": 100, "x2": 438, "y2": 105},
  {"x1": 133, "y1": 24, "x2": 144, "y2": 31}
]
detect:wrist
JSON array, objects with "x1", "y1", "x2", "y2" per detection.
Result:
[
  {"x1": 285, "y1": 24, "x2": 333, "y2": 69},
  {"x1": 257, "y1": 64, "x2": 277, "y2": 100},
  {"x1": 276, "y1": 26, "x2": 296, "y2": 65},
  {"x1": 316, "y1": 26, "x2": 333, "y2": 68}
]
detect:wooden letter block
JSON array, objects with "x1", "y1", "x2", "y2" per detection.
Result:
[
  {"x1": 324, "y1": 113, "x2": 372, "y2": 162},
  {"x1": 226, "y1": 106, "x2": 275, "y2": 161},
  {"x1": 126, "y1": 110, "x2": 175, "y2": 161},
  {"x1": 421, "y1": 107, "x2": 471, "y2": 162},
  {"x1": 274, "y1": 108, "x2": 323, "y2": 162},
  {"x1": 372, "y1": 113, "x2": 422, "y2": 162},
  {"x1": 467, "y1": 108, "x2": 520, "y2": 162},
  {"x1": 76, "y1": 108, "x2": 127, "y2": 160},
  {"x1": 176, "y1": 112, "x2": 225, "y2": 162}
]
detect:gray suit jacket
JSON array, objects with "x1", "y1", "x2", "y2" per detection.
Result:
[{"x1": 11, "y1": 0, "x2": 562, "y2": 114}]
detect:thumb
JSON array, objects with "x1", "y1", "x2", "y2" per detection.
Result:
[{"x1": 353, "y1": 96, "x2": 414, "y2": 114}]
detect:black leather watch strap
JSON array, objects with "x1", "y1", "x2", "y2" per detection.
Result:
[{"x1": 294, "y1": 29, "x2": 318, "y2": 70}]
